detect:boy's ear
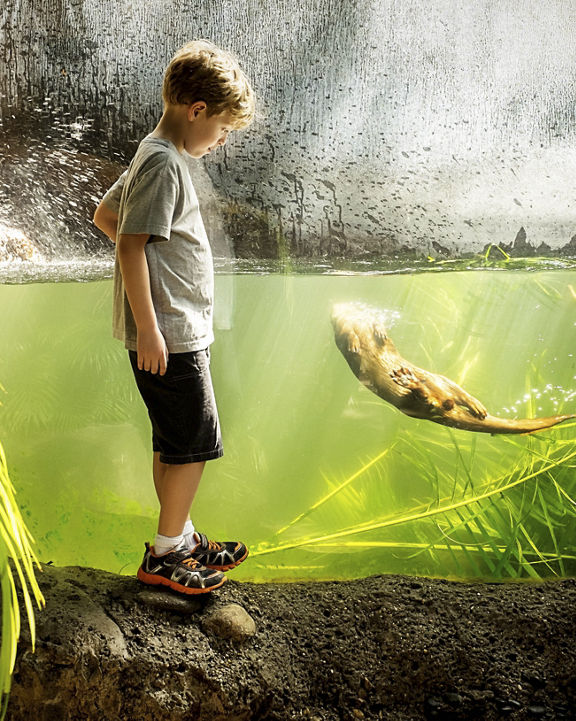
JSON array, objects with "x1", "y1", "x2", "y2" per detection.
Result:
[{"x1": 187, "y1": 101, "x2": 207, "y2": 121}]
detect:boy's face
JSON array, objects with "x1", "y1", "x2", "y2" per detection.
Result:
[{"x1": 185, "y1": 104, "x2": 235, "y2": 158}]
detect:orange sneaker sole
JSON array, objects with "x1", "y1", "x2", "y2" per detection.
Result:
[{"x1": 137, "y1": 567, "x2": 227, "y2": 594}]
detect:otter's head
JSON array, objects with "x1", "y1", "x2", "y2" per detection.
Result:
[{"x1": 331, "y1": 302, "x2": 388, "y2": 356}]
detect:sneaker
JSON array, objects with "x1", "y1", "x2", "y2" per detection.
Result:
[
  {"x1": 188, "y1": 532, "x2": 249, "y2": 571},
  {"x1": 137, "y1": 542, "x2": 226, "y2": 594}
]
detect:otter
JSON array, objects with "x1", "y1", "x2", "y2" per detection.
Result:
[{"x1": 332, "y1": 302, "x2": 575, "y2": 435}]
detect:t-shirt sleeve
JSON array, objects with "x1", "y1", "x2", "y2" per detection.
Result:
[
  {"x1": 118, "y1": 158, "x2": 179, "y2": 243},
  {"x1": 101, "y1": 170, "x2": 128, "y2": 214}
]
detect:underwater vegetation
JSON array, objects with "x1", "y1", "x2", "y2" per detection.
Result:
[{"x1": 252, "y1": 428, "x2": 576, "y2": 581}]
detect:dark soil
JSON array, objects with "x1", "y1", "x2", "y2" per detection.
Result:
[{"x1": 7, "y1": 564, "x2": 576, "y2": 720}]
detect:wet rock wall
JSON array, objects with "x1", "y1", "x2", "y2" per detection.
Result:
[{"x1": 1, "y1": 0, "x2": 576, "y2": 260}]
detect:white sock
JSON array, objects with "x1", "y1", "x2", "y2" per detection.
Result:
[
  {"x1": 154, "y1": 533, "x2": 186, "y2": 556},
  {"x1": 182, "y1": 519, "x2": 198, "y2": 549}
]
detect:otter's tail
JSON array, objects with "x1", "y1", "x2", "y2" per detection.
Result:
[{"x1": 440, "y1": 413, "x2": 576, "y2": 435}]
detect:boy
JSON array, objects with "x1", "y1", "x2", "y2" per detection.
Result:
[{"x1": 93, "y1": 40, "x2": 255, "y2": 594}]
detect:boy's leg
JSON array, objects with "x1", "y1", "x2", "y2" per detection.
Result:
[
  {"x1": 156, "y1": 459, "x2": 205, "y2": 537},
  {"x1": 139, "y1": 456, "x2": 226, "y2": 594},
  {"x1": 130, "y1": 349, "x2": 245, "y2": 590},
  {"x1": 153, "y1": 452, "x2": 248, "y2": 570},
  {"x1": 152, "y1": 452, "x2": 167, "y2": 503},
  {"x1": 153, "y1": 451, "x2": 200, "y2": 518},
  {"x1": 143, "y1": 452, "x2": 247, "y2": 587},
  {"x1": 152, "y1": 453, "x2": 201, "y2": 555}
]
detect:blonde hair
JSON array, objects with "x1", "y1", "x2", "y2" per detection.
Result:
[{"x1": 163, "y1": 40, "x2": 255, "y2": 129}]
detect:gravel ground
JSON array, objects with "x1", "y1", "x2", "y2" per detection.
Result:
[{"x1": 6, "y1": 564, "x2": 576, "y2": 720}]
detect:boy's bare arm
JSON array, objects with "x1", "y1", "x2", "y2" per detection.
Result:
[
  {"x1": 117, "y1": 233, "x2": 168, "y2": 375},
  {"x1": 93, "y1": 201, "x2": 119, "y2": 243}
]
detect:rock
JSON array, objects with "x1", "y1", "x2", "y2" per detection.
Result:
[
  {"x1": 528, "y1": 706, "x2": 547, "y2": 717},
  {"x1": 201, "y1": 602, "x2": 256, "y2": 641},
  {"x1": 506, "y1": 699, "x2": 522, "y2": 709},
  {"x1": 559, "y1": 234, "x2": 576, "y2": 257},
  {"x1": 468, "y1": 689, "x2": 494, "y2": 703},
  {"x1": 425, "y1": 696, "x2": 443, "y2": 711},
  {"x1": 0, "y1": 223, "x2": 38, "y2": 261},
  {"x1": 443, "y1": 692, "x2": 462, "y2": 705},
  {"x1": 39, "y1": 697, "x2": 68, "y2": 721},
  {"x1": 137, "y1": 589, "x2": 204, "y2": 614},
  {"x1": 35, "y1": 579, "x2": 128, "y2": 660},
  {"x1": 511, "y1": 226, "x2": 536, "y2": 257},
  {"x1": 496, "y1": 697, "x2": 523, "y2": 715},
  {"x1": 522, "y1": 672, "x2": 546, "y2": 689}
]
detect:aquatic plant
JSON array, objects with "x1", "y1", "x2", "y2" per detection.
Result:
[
  {"x1": 425, "y1": 249, "x2": 576, "y2": 273},
  {"x1": 253, "y1": 427, "x2": 576, "y2": 581},
  {"x1": 0, "y1": 435, "x2": 45, "y2": 719}
]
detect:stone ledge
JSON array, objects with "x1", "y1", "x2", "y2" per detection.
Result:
[{"x1": 7, "y1": 564, "x2": 576, "y2": 721}]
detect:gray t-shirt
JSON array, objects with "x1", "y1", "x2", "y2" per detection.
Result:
[{"x1": 102, "y1": 136, "x2": 215, "y2": 353}]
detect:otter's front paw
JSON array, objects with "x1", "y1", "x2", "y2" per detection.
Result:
[{"x1": 347, "y1": 332, "x2": 361, "y2": 354}]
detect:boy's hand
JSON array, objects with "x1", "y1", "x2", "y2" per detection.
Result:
[{"x1": 137, "y1": 327, "x2": 168, "y2": 375}]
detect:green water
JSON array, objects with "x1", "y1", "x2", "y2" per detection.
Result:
[{"x1": 0, "y1": 271, "x2": 575, "y2": 581}]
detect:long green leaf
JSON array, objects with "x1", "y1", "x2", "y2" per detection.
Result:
[
  {"x1": 253, "y1": 447, "x2": 576, "y2": 557},
  {"x1": 0, "y1": 440, "x2": 45, "y2": 717}
]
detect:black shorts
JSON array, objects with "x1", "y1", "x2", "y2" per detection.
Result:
[{"x1": 128, "y1": 348, "x2": 223, "y2": 465}]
